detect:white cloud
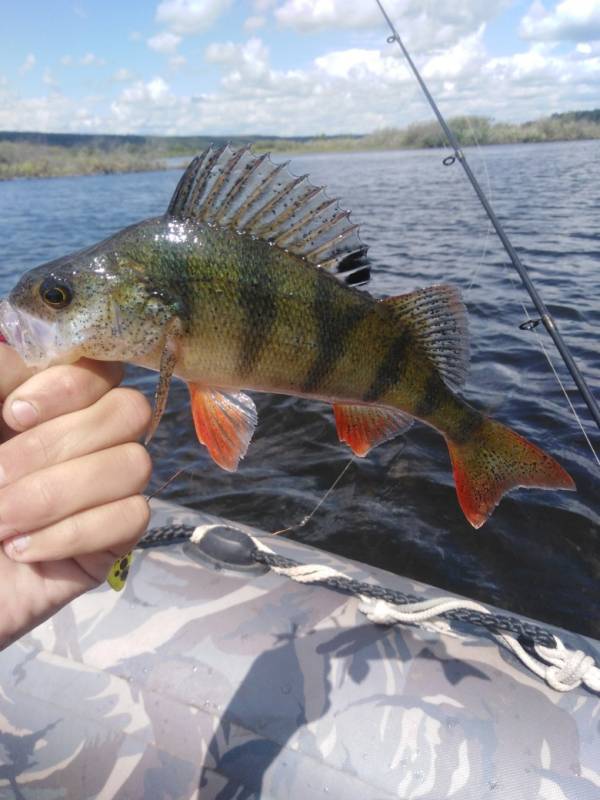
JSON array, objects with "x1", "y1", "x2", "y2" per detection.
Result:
[
  {"x1": 19, "y1": 53, "x2": 36, "y2": 74},
  {"x1": 204, "y1": 41, "x2": 238, "y2": 64},
  {"x1": 170, "y1": 54, "x2": 187, "y2": 69},
  {"x1": 42, "y1": 69, "x2": 58, "y2": 87},
  {"x1": 113, "y1": 68, "x2": 134, "y2": 81},
  {"x1": 520, "y1": 0, "x2": 600, "y2": 42},
  {"x1": 147, "y1": 31, "x2": 182, "y2": 54},
  {"x1": 81, "y1": 52, "x2": 106, "y2": 67},
  {"x1": 275, "y1": 0, "x2": 511, "y2": 50},
  {"x1": 0, "y1": 80, "x2": 101, "y2": 133},
  {"x1": 110, "y1": 77, "x2": 191, "y2": 134},
  {"x1": 205, "y1": 38, "x2": 272, "y2": 88},
  {"x1": 155, "y1": 0, "x2": 232, "y2": 35},
  {"x1": 194, "y1": 34, "x2": 600, "y2": 134},
  {"x1": 61, "y1": 53, "x2": 105, "y2": 67},
  {"x1": 121, "y1": 76, "x2": 170, "y2": 103},
  {"x1": 244, "y1": 15, "x2": 266, "y2": 31},
  {"x1": 314, "y1": 48, "x2": 409, "y2": 81},
  {"x1": 3, "y1": 22, "x2": 600, "y2": 137},
  {"x1": 423, "y1": 26, "x2": 486, "y2": 79}
]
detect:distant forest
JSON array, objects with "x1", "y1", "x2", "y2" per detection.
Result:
[{"x1": 1, "y1": 109, "x2": 598, "y2": 180}]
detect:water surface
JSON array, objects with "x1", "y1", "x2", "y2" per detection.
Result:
[{"x1": 1, "y1": 140, "x2": 598, "y2": 637}]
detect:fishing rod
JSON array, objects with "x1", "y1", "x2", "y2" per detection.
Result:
[{"x1": 375, "y1": 0, "x2": 600, "y2": 434}]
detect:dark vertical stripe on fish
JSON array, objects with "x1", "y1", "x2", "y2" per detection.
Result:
[
  {"x1": 157, "y1": 246, "x2": 197, "y2": 332},
  {"x1": 237, "y1": 261, "x2": 278, "y2": 378},
  {"x1": 302, "y1": 277, "x2": 367, "y2": 394},
  {"x1": 453, "y1": 409, "x2": 485, "y2": 444},
  {"x1": 363, "y1": 331, "x2": 410, "y2": 403},
  {"x1": 413, "y1": 372, "x2": 445, "y2": 418}
]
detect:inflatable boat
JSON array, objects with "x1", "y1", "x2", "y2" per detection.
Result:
[{"x1": 1, "y1": 498, "x2": 598, "y2": 799}]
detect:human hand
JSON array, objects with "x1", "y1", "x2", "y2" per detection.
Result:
[{"x1": 0, "y1": 344, "x2": 152, "y2": 650}]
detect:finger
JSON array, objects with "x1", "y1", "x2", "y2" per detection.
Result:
[
  {"x1": 0, "y1": 343, "x2": 36, "y2": 400},
  {"x1": 0, "y1": 442, "x2": 152, "y2": 539},
  {"x1": 0, "y1": 387, "x2": 151, "y2": 488},
  {"x1": 3, "y1": 495, "x2": 150, "y2": 566},
  {"x1": 2, "y1": 358, "x2": 124, "y2": 432}
]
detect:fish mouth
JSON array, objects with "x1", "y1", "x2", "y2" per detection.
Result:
[{"x1": 0, "y1": 299, "x2": 61, "y2": 368}]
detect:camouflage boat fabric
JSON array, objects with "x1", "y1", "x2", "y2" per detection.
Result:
[{"x1": 1, "y1": 499, "x2": 598, "y2": 799}]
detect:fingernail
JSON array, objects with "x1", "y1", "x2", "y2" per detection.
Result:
[
  {"x1": 4, "y1": 534, "x2": 30, "y2": 557},
  {"x1": 11, "y1": 400, "x2": 38, "y2": 428}
]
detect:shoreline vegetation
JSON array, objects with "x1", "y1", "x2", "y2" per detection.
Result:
[{"x1": 1, "y1": 109, "x2": 599, "y2": 181}]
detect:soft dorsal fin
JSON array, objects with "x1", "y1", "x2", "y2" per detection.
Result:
[
  {"x1": 167, "y1": 144, "x2": 371, "y2": 286},
  {"x1": 382, "y1": 284, "x2": 470, "y2": 390}
]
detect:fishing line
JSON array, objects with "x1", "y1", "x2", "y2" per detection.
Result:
[
  {"x1": 271, "y1": 457, "x2": 355, "y2": 536},
  {"x1": 146, "y1": 466, "x2": 189, "y2": 502},
  {"x1": 375, "y1": 0, "x2": 600, "y2": 435},
  {"x1": 146, "y1": 455, "x2": 358, "y2": 537},
  {"x1": 534, "y1": 334, "x2": 600, "y2": 468},
  {"x1": 453, "y1": 112, "x2": 598, "y2": 465},
  {"x1": 462, "y1": 117, "x2": 494, "y2": 294},
  {"x1": 507, "y1": 275, "x2": 600, "y2": 468}
]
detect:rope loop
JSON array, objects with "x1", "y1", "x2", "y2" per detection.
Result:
[
  {"x1": 140, "y1": 523, "x2": 600, "y2": 695},
  {"x1": 536, "y1": 639, "x2": 600, "y2": 692}
]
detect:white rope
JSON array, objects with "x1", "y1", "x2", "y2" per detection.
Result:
[
  {"x1": 498, "y1": 633, "x2": 600, "y2": 693},
  {"x1": 357, "y1": 595, "x2": 489, "y2": 624},
  {"x1": 235, "y1": 531, "x2": 600, "y2": 696}
]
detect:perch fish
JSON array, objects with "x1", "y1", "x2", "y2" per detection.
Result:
[{"x1": 0, "y1": 145, "x2": 574, "y2": 538}]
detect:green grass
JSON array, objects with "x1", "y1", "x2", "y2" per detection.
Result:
[
  {"x1": 0, "y1": 141, "x2": 163, "y2": 180},
  {"x1": 1, "y1": 110, "x2": 599, "y2": 180}
]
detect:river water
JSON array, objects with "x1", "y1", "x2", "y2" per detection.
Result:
[{"x1": 1, "y1": 140, "x2": 598, "y2": 637}]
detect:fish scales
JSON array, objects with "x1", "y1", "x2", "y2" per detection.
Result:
[
  {"x1": 135, "y1": 220, "x2": 382, "y2": 400},
  {"x1": 81, "y1": 219, "x2": 496, "y2": 443},
  {"x1": 0, "y1": 144, "x2": 575, "y2": 537}
]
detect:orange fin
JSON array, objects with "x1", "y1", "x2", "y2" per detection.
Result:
[
  {"x1": 446, "y1": 418, "x2": 575, "y2": 529},
  {"x1": 146, "y1": 320, "x2": 182, "y2": 445},
  {"x1": 188, "y1": 385, "x2": 257, "y2": 472},
  {"x1": 333, "y1": 403, "x2": 413, "y2": 457}
]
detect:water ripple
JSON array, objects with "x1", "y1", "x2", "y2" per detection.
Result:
[{"x1": 1, "y1": 141, "x2": 598, "y2": 637}]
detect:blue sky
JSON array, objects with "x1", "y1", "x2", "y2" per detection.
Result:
[{"x1": 1, "y1": 0, "x2": 599, "y2": 135}]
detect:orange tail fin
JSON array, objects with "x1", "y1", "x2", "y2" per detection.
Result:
[{"x1": 446, "y1": 418, "x2": 575, "y2": 528}]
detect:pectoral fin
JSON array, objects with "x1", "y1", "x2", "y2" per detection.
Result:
[
  {"x1": 146, "y1": 321, "x2": 182, "y2": 445},
  {"x1": 188, "y1": 384, "x2": 258, "y2": 471},
  {"x1": 333, "y1": 403, "x2": 413, "y2": 457}
]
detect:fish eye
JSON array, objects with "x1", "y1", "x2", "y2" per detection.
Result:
[{"x1": 40, "y1": 278, "x2": 73, "y2": 309}]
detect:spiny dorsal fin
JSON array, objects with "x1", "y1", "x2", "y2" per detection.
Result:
[
  {"x1": 383, "y1": 284, "x2": 469, "y2": 390},
  {"x1": 167, "y1": 144, "x2": 371, "y2": 286}
]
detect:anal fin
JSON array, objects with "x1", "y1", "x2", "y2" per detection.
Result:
[
  {"x1": 333, "y1": 403, "x2": 413, "y2": 457},
  {"x1": 188, "y1": 385, "x2": 258, "y2": 471}
]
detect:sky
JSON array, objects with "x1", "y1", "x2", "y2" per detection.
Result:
[{"x1": 1, "y1": 0, "x2": 600, "y2": 136}]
